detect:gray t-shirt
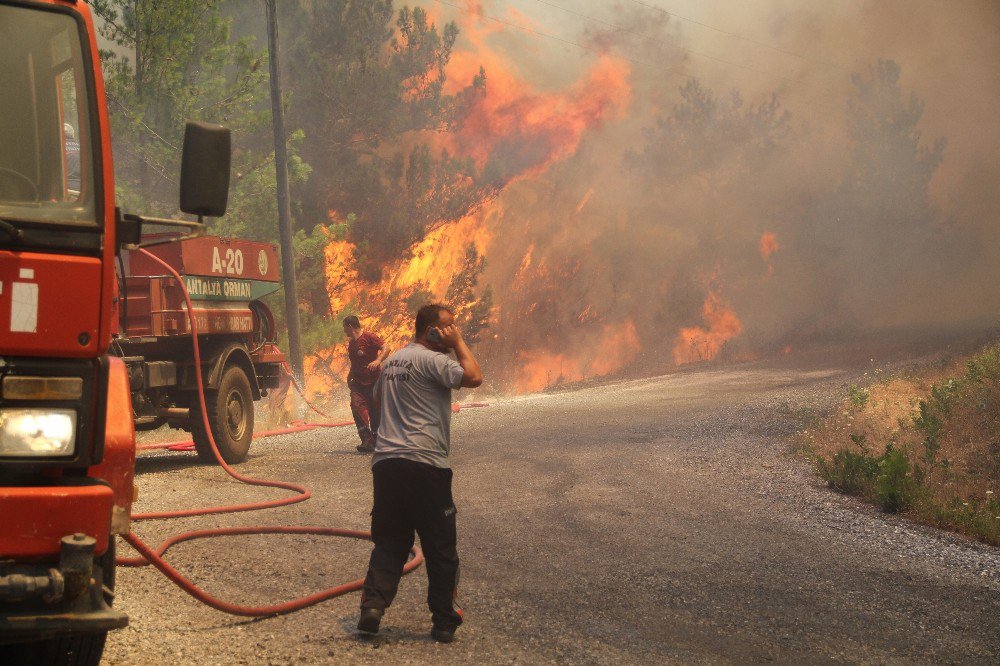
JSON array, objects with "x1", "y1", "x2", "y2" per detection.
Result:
[{"x1": 372, "y1": 342, "x2": 465, "y2": 469}]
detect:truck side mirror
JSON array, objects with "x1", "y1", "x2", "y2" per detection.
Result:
[{"x1": 180, "y1": 121, "x2": 231, "y2": 219}]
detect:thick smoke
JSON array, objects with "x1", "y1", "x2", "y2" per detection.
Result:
[{"x1": 433, "y1": 0, "x2": 1000, "y2": 390}]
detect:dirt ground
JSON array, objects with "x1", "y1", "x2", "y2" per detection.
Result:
[{"x1": 104, "y1": 352, "x2": 1000, "y2": 664}]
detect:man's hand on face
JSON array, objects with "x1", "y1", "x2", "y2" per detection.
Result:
[
  {"x1": 366, "y1": 360, "x2": 381, "y2": 371},
  {"x1": 438, "y1": 324, "x2": 462, "y2": 349}
]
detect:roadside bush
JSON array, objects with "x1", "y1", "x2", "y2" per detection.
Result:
[
  {"x1": 848, "y1": 384, "x2": 870, "y2": 409},
  {"x1": 808, "y1": 341, "x2": 1000, "y2": 545},
  {"x1": 817, "y1": 435, "x2": 878, "y2": 495},
  {"x1": 875, "y1": 444, "x2": 922, "y2": 513},
  {"x1": 816, "y1": 438, "x2": 923, "y2": 513}
]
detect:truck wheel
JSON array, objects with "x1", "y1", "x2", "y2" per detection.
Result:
[
  {"x1": 0, "y1": 541, "x2": 116, "y2": 666},
  {"x1": 192, "y1": 364, "x2": 254, "y2": 464}
]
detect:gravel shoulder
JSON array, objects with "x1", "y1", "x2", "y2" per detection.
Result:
[{"x1": 104, "y1": 354, "x2": 1000, "y2": 664}]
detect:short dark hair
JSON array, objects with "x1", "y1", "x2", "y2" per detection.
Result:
[
  {"x1": 415, "y1": 304, "x2": 452, "y2": 337},
  {"x1": 343, "y1": 315, "x2": 361, "y2": 330}
]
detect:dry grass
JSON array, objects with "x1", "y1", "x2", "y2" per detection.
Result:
[{"x1": 801, "y1": 343, "x2": 1000, "y2": 546}]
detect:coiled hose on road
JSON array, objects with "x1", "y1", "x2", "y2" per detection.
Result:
[{"x1": 115, "y1": 248, "x2": 426, "y2": 617}]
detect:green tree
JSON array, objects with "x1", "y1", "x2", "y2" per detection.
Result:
[
  {"x1": 91, "y1": 0, "x2": 309, "y2": 244},
  {"x1": 814, "y1": 59, "x2": 946, "y2": 322},
  {"x1": 842, "y1": 59, "x2": 945, "y2": 222},
  {"x1": 286, "y1": 1, "x2": 491, "y2": 275},
  {"x1": 626, "y1": 78, "x2": 791, "y2": 194}
]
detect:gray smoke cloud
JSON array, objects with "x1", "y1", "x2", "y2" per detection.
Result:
[{"x1": 453, "y1": 0, "x2": 1000, "y2": 388}]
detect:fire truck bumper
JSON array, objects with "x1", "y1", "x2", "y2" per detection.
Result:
[
  {"x1": 0, "y1": 597, "x2": 127, "y2": 646},
  {"x1": 0, "y1": 483, "x2": 112, "y2": 559},
  {"x1": 0, "y1": 485, "x2": 126, "y2": 644},
  {"x1": 0, "y1": 537, "x2": 126, "y2": 645}
]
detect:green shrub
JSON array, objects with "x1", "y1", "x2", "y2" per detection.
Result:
[
  {"x1": 817, "y1": 434, "x2": 878, "y2": 495},
  {"x1": 848, "y1": 384, "x2": 870, "y2": 409},
  {"x1": 810, "y1": 341, "x2": 1000, "y2": 544},
  {"x1": 818, "y1": 438, "x2": 924, "y2": 513},
  {"x1": 818, "y1": 448, "x2": 878, "y2": 495},
  {"x1": 925, "y1": 497, "x2": 1000, "y2": 545},
  {"x1": 875, "y1": 444, "x2": 922, "y2": 513},
  {"x1": 965, "y1": 343, "x2": 1000, "y2": 386}
]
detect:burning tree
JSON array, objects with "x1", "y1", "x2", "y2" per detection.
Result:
[
  {"x1": 93, "y1": 2, "x2": 975, "y2": 399},
  {"x1": 285, "y1": 2, "x2": 493, "y2": 275},
  {"x1": 445, "y1": 244, "x2": 493, "y2": 345}
]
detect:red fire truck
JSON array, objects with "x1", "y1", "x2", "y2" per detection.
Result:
[
  {"x1": 0, "y1": 1, "x2": 271, "y2": 662},
  {"x1": 116, "y1": 235, "x2": 286, "y2": 464}
]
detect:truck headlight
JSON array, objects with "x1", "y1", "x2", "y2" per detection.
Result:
[{"x1": 0, "y1": 409, "x2": 77, "y2": 457}]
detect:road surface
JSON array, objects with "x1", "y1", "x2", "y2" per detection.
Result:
[{"x1": 105, "y1": 355, "x2": 1000, "y2": 664}]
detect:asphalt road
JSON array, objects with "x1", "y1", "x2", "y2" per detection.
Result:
[{"x1": 105, "y1": 354, "x2": 1000, "y2": 664}]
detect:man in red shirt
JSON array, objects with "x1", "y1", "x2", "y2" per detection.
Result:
[{"x1": 344, "y1": 315, "x2": 390, "y2": 452}]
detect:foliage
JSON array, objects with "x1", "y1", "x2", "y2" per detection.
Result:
[
  {"x1": 817, "y1": 436, "x2": 922, "y2": 513},
  {"x1": 848, "y1": 384, "x2": 870, "y2": 409},
  {"x1": 445, "y1": 244, "x2": 493, "y2": 345},
  {"x1": 91, "y1": 0, "x2": 306, "y2": 240},
  {"x1": 966, "y1": 344, "x2": 1000, "y2": 387},
  {"x1": 622, "y1": 77, "x2": 796, "y2": 328},
  {"x1": 874, "y1": 444, "x2": 922, "y2": 513},
  {"x1": 624, "y1": 61, "x2": 949, "y2": 336},
  {"x1": 293, "y1": 223, "x2": 336, "y2": 316},
  {"x1": 817, "y1": 434, "x2": 879, "y2": 496},
  {"x1": 626, "y1": 79, "x2": 791, "y2": 183},
  {"x1": 299, "y1": 311, "x2": 349, "y2": 357},
  {"x1": 285, "y1": 1, "x2": 492, "y2": 273},
  {"x1": 812, "y1": 342, "x2": 1000, "y2": 545},
  {"x1": 812, "y1": 59, "x2": 947, "y2": 323},
  {"x1": 842, "y1": 60, "x2": 945, "y2": 217}
]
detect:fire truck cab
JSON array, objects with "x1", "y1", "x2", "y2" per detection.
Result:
[{"x1": 0, "y1": 2, "x2": 233, "y2": 662}]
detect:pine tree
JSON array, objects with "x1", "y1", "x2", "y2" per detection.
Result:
[
  {"x1": 446, "y1": 244, "x2": 493, "y2": 345},
  {"x1": 91, "y1": 0, "x2": 310, "y2": 243},
  {"x1": 285, "y1": 1, "x2": 490, "y2": 274}
]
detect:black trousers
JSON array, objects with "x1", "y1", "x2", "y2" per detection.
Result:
[{"x1": 361, "y1": 458, "x2": 463, "y2": 630}]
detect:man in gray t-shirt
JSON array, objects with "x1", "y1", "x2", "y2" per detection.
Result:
[
  {"x1": 358, "y1": 304, "x2": 483, "y2": 643},
  {"x1": 372, "y1": 339, "x2": 464, "y2": 468}
]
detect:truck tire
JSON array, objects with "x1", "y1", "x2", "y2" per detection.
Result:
[
  {"x1": 192, "y1": 364, "x2": 254, "y2": 464},
  {"x1": 0, "y1": 541, "x2": 116, "y2": 666}
]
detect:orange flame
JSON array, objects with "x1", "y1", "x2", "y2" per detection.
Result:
[
  {"x1": 516, "y1": 320, "x2": 641, "y2": 392},
  {"x1": 672, "y1": 291, "x2": 743, "y2": 365},
  {"x1": 759, "y1": 231, "x2": 781, "y2": 276},
  {"x1": 759, "y1": 232, "x2": 781, "y2": 260},
  {"x1": 445, "y1": 55, "x2": 631, "y2": 175},
  {"x1": 311, "y1": 210, "x2": 496, "y2": 402},
  {"x1": 441, "y1": 6, "x2": 631, "y2": 175},
  {"x1": 575, "y1": 188, "x2": 595, "y2": 214},
  {"x1": 312, "y1": 6, "x2": 635, "y2": 396}
]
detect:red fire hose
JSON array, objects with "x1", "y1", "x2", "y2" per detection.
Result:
[{"x1": 116, "y1": 249, "x2": 430, "y2": 617}]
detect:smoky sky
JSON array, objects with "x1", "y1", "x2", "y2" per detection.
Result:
[{"x1": 429, "y1": 0, "x2": 1000, "y2": 387}]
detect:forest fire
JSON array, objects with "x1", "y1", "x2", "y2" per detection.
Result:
[
  {"x1": 516, "y1": 320, "x2": 641, "y2": 392},
  {"x1": 440, "y1": 1, "x2": 630, "y2": 175},
  {"x1": 290, "y1": 0, "x2": 993, "y2": 402},
  {"x1": 309, "y1": 8, "x2": 633, "y2": 397},
  {"x1": 760, "y1": 232, "x2": 781, "y2": 276},
  {"x1": 672, "y1": 291, "x2": 744, "y2": 366},
  {"x1": 311, "y1": 209, "x2": 495, "y2": 396},
  {"x1": 445, "y1": 55, "x2": 631, "y2": 175}
]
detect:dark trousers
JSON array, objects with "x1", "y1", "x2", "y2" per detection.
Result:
[
  {"x1": 361, "y1": 458, "x2": 463, "y2": 630},
  {"x1": 348, "y1": 380, "x2": 379, "y2": 443}
]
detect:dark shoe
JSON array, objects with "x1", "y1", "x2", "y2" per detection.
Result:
[
  {"x1": 431, "y1": 626, "x2": 456, "y2": 643},
  {"x1": 356, "y1": 430, "x2": 376, "y2": 453},
  {"x1": 357, "y1": 608, "x2": 383, "y2": 634}
]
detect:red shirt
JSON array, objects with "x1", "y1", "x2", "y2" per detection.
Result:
[{"x1": 348, "y1": 331, "x2": 384, "y2": 385}]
